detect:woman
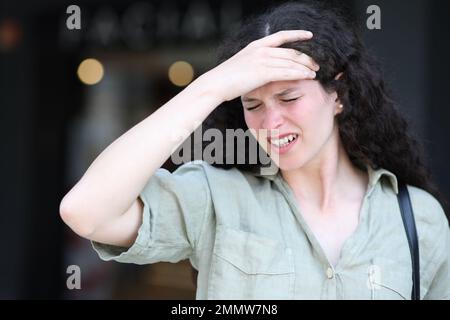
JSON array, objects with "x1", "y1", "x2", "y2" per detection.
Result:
[{"x1": 60, "y1": 2, "x2": 450, "y2": 299}]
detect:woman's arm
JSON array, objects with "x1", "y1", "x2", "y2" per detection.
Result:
[
  {"x1": 59, "y1": 30, "x2": 318, "y2": 247},
  {"x1": 59, "y1": 77, "x2": 220, "y2": 244}
]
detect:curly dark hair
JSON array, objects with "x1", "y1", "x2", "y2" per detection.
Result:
[{"x1": 199, "y1": 1, "x2": 448, "y2": 217}]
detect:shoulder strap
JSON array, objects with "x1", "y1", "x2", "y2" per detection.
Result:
[{"x1": 397, "y1": 182, "x2": 420, "y2": 300}]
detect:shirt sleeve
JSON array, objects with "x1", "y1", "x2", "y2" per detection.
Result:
[
  {"x1": 415, "y1": 190, "x2": 450, "y2": 300},
  {"x1": 91, "y1": 161, "x2": 212, "y2": 265},
  {"x1": 423, "y1": 224, "x2": 450, "y2": 300}
]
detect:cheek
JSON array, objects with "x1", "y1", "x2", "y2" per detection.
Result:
[
  {"x1": 288, "y1": 100, "x2": 335, "y2": 141},
  {"x1": 288, "y1": 103, "x2": 308, "y2": 121},
  {"x1": 285, "y1": 101, "x2": 314, "y2": 128},
  {"x1": 243, "y1": 111, "x2": 269, "y2": 143},
  {"x1": 243, "y1": 111, "x2": 259, "y2": 129}
]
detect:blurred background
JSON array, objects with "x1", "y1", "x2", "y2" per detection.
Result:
[{"x1": 1, "y1": 0, "x2": 449, "y2": 299}]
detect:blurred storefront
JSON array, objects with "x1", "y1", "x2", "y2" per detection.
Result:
[{"x1": 59, "y1": 0, "x2": 242, "y2": 299}]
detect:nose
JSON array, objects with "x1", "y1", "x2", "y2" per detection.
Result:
[{"x1": 262, "y1": 105, "x2": 284, "y2": 130}]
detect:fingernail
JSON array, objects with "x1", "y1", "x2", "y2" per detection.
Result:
[
  {"x1": 310, "y1": 71, "x2": 316, "y2": 78},
  {"x1": 306, "y1": 31, "x2": 313, "y2": 37}
]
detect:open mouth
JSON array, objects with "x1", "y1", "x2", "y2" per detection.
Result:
[{"x1": 268, "y1": 133, "x2": 299, "y2": 148}]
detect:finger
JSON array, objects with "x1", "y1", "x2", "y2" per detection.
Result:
[
  {"x1": 250, "y1": 30, "x2": 313, "y2": 48},
  {"x1": 267, "y1": 47, "x2": 320, "y2": 71},
  {"x1": 269, "y1": 66, "x2": 317, "y2": 81}
]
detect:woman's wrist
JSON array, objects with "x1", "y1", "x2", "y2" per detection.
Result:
[{"x1": 189, "y1": 71, "x2": 227, "y2": 108}]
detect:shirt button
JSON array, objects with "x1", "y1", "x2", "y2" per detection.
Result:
[{"x1": 326, "y1": 267, "x2": 334, "y2": 279}]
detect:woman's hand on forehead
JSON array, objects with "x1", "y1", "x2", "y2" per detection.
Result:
[{"x1": 200, "y1": 30, "x2": 320, "y2": 104}]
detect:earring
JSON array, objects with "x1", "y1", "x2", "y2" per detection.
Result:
[{"x1": 339, "y1": 104, "x2": 344, "y2": 109}]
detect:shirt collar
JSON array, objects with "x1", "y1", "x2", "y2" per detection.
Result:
[
  {"x1": 251, "y1": 163, "x2": 399, "y2": 194},
  {"x1": 366, "y1": 164, "x2": 399, "y2": 195}
]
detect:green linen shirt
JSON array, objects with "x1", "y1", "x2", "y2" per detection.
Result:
[{"x1": 92, "y1": 161, "x2": 450, "y2": 299}]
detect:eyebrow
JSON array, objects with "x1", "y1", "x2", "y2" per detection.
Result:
[{"x1": 241, "y1": 88, "x2": 300, "y2": 103}]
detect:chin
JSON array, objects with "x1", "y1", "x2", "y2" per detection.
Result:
[
  {"x1": 273, "y1": 155, "x2": 306, "y2": 171},
  {"x1": 277, "y1": 162, "x2": 302, "y2": 171}
]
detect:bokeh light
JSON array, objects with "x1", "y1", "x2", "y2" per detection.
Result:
[
  {"x1": 77, "y1": 58, "x2": 104, "y2": 85},
  {"x1": 168, "y1": 61, "x2": 194, "y2": 87}
]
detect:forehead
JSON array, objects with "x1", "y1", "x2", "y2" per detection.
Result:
[{"x1": 242, "y1": 80, "x2": 304, "y2": 101}]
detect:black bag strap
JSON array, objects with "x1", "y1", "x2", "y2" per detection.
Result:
[{"x1": 397, "y1": 182, "x2": 420, "y2": 300}]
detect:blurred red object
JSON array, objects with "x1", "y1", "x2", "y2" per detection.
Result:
[{"x1": 0, "y1": 18, "x2": 22, "y2": 51}]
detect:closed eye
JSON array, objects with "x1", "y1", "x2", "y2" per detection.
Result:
[
  {"x1": 245, "y1": 96, "x2": 302, "y2": 110},
  {"x1": 246, "y1": 104, "x2": 261, "y2": 111},
  {"x1": 280, "y1": 97, "x2": 301, "y2": 103}
]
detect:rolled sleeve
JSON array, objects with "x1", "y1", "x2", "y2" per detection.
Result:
[{"x1": 92, "y1": 161, "x2": 212, "y2": 265}]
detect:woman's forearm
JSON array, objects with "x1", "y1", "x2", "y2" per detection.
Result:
[{"x1": 59, "y1": 74, "x2": 222, "y2": 236}]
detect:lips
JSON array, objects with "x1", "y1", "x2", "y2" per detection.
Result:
[{"x1": 267, "y1": 133, "x2": 299, "y2": 148}]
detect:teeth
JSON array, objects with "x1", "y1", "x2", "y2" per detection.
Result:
[{"x1": 270, "y1": 134, "x2": 298, "y2": 147}]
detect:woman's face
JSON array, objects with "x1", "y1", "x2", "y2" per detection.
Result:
[{"x1": 242, "y1": 79, "x2": 342, "y2": 171}]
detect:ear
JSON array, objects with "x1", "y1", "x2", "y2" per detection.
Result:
[
  {"x1": 334, "y1": 102, "x2": 344, "y2": 115},
  {"x1": 332, "y1": 91, "x2": 340, "y2": 103},
  {"x1": 333, "y1": 72, "x2": 344, "y2": 114},
  {"x1": 332, "y1": 92, "x2": 343, "y2": 115},
  {"x1": 334, "y1": 72, "x2": 344, "y2": 80},
  {"x1": 331, "y1": 72, "x2": 344, "y2": 103}
]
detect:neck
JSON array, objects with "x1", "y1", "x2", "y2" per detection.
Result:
[{"x1": 280, "y1": 132, "x2": 368, "y2": 213}]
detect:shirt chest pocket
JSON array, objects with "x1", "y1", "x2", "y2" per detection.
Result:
[
  {"x1": 208, "y1": 226, "x2": 295, "y2": 299},
  {"x1": 367, "y1": 257, "x2": 413, "y2": 300}
]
